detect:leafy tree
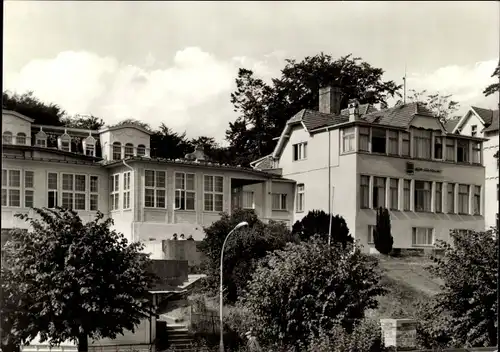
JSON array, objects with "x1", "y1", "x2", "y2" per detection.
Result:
[
  {"x1": 483, "y1": 61, "x2": 499, "y2": 97},
  {"x1": 241, "y1": 239, "x2": 385, "y2": 348},
  {"x1": 407, "y1": 89, "x2": 460, "y2": 122},
  {"x1": 1, "y1": 208, "x2": 156, "y2": 352},
  {"x1": 417, "y1": 229, "x2": 498, "y2": 348},
  {"x1": 291, "y1": 210, "x2": 352, "y2": 247},
  {"x1": 61, "y1": 114, "x2": 105, "y2": 130},
  {"x1": 150, "y1": 124, "x2": 193, "y2": 160},
  {"x1": 197, "y1": 208, "x2": 296, "y2": 304},
  {"x1": 113, "y1": 118, "x2": 152, "y2": 131},
  {"x1": 374, "y1": 207, "x2": 393, "y2": 255},
  {"x1": 227, "y1": 54, "x2": 402, "y2": 165},
  {"x1": 2, "y1": 91, "x2": 66, "y2": 126}
]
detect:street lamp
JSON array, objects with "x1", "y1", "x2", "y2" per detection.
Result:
[{"x1": 219, "y1": 221, "x2": 249, "y2": 352}]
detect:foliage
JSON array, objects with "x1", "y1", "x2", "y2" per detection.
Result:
[
  {"x1": 413, "y1": 298, "x2": 455, "y2": 350},
  {"x1": 291, "y1": 210, "x2": 353, "y2": 247},
  {"x1": 241, "y1": 239, "x2": 386, "y2": 348},
  {"x1": 407, "y1": 89, "x2": 460, "y2": 122},
  {"x1": 2, "y1": 91, "x2": 66, "y2": 126},
  {"x1": 483, "y1": 61, "x2": 499, "y2": 97},
  {"x1": 227, "y1": 53, "x2": 402, "y2": 166},
  {"x1": 374, "y1": 207, "x2": 393, "y2": 255},
  {"x1": 112, "y1": 118, "x2": 152, "y2": 131},
  {"x1": 150, "y1": 124, "x2": 193, "y2": 159},
  {"x1": 0, "y1": 208, "x2": 156, "y2": 352},
  {"x1": 61, "y1": 114, "x2": 105, "y2": 130},
  {"x1": 418, "y1": 229, "x2": 498, "y2": 348},
  {"x1": 197, "y1": 209, "x2": 296, "y2": 304}
]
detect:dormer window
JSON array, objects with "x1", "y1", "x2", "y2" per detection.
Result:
[
  {"x1": 59, "y1": 132, "x2": 71, "y2": 152},
  {"x1": 471, "y1": 125, "x2": 477, "y2": 137},
  {"x1": 112, "y1": 142, "x2": 122, "y2": 160},
  {"x1": 3, "y1": 132, "x2": 12, "y2": 144},
  {"x1": 16, "y1": 133, "x2": 27, "y2": 145},
  {"x1": 124, "y1": 143, "x2": 134, "y2": 158},
  {"x1": 137, "y1": 144, "x2": 146, "y2": 157},
  {"x1": 83, "y1": 135, "x2": 96, "y2": 157},
  {"x1": 35, "y1": 130, "x2": 47, "y2": 147}
]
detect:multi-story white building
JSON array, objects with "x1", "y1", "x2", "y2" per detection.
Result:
[
  {"x1": 451, "y1": 106, "x2": 499, "y2": 229},
  {"x1": 252, "y1": 86, "x2": 487, "y2": 252},
  {"x1": 1, "y1": 109, "x2": 295, "y2": 258}
]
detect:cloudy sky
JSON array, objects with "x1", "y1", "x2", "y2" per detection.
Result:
[{"x1": 3, "y1": 1, "x2": 499, "y2": 142}]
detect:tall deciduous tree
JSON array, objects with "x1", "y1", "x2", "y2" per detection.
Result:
[
  {"x1": 374, "y1": 207, "x2": 393, "y2": 255},
  {"x1": 227, "y1": 54, "x2": 402, "y2": 166},
  {"x1": 2, "y1": 91, "x2": 66, "y2": 126},
  {"x1": 407, "y1": 89, "x2": 460, "y2": 122},
  {"x1": 291, "y1": 210, "x2": 353, "y2": 248},
  {"x1": 1, "y1": 208, "x2": 156, "y2": 352},
  {"x1": 61, "y1": 114, "x2": 105, "y2": 130}
]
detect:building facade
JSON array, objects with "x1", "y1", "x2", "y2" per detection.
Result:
[
  {"x1": 1, "y1": 109, "x2": 295, "y2": 259},
  {"x1": 252, "y1": 87, "x2": 487, "y2": 252},
  {"x1": 451, "y1": 106, "x2": 499, "y2": 229}
]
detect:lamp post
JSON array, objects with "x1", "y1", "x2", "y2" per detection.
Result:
[{"x1": 219, "y1": 221, "x2": 249, "y2": 352}]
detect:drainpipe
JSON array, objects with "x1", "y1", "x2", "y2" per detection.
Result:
[
  {"x1": 328, "y1": 130, "x2": 332, "y2": 246},
  {"x1": 122, "y1": 160, "x2": 137, "y2": 241}
]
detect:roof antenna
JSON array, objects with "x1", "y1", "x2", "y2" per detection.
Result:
[{"x1": 403, "y1": 63, "x2": 407, "y2": 104}]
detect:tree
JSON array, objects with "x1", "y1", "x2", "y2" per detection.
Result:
[
  {"x1": 407, "y1": 89, "x2": 460, "y2": 123},
  {"x1": 291, "y1": 210, "x2": 353, "y2": 248},
  {"x1": 197, "y1": 208, "x2": 296, "y2": 304},
  {"x1": 113, "y1": 118, "x2": 152, "y2": 131},
  {"x1": 241, "y1": 239, "x2": 385, "y2": 348},
  {"x1": 61, "y1": 114, "x2": 105, "y2": 130},
  {"x1": 2, "y1": 91, "x2": 66, "y2": 126},
  {"x1": 417, "y1": 229, "x2": 498, "y2": 348},
  {"x1": 373, "y1": 207, "x2": 393, "y2": 255},
  {"x1": 483, "y1": 61, "x2": 499, "y2": 97},
  {"x1": 150, "y1": 124, "x2": 193, "y2": 160},
  {"x1": 1, "y1": 208, "x2": 156, "y2": 352},
  {"x1": 227, "y1": 54, "x2": 402, "y2": 165}
]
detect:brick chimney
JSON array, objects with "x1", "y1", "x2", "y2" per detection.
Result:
[
  {"x1": 348, "y1": 99, "x2": 360, "y2": 122},
  {"x1": 319, "y1": 86, "x2": 341, "y2": 114}
]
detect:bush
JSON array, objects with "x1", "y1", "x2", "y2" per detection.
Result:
[
  {"x1": 374, "y1": 207, "x2": 393, "y2": 255},
  {"x1": 291, "y1": 210, "x2": 353, "y2": 247}
]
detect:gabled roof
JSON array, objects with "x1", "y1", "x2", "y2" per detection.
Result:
[
  {"x1": 471, "y1": 106, "x2": 496, "y2": 125},
  {"x1": 99, "y1": 123, "x2": 153, "y2": 135},
  {"x1": 443, "y1": 118, "x2": 461, "y2": 133},
  {"x1": 483, "y1": 110, "x2": 499, "y2": 133},
  {"x1": 249, "y1": 154, "x2": 274, "y2": 170},
  {"x1": 2, "y1": 109, "x2": 35, "y2": 123},
  {"x1": 453, "y1": 106, "x2": 499, "y2": 134}
]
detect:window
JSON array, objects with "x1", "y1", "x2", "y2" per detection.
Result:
[
  {"x1": 372, "y1": 177, "x2": 386, "y2": 208},
  {"x1": 90, "y1": 176, "x2": 99, "y2": 211},
  {"x1": 204, "y1": 175, "x2": 223, "y2": 212},
  {"x1": 272, "y1": 193, "x2": 287, "y2": 210},
  {"x1": 447, "y1": 183, "x2": 455, "y2": 213},
  {"x1": 412, "y1": 227, "x2": 433, "y2": 246},
  {"x1": 48, "y1": 173, "x2": 58, "y2": 208},
  {"x1": 292, "y1": 142, "x2": 307, "y2": 161},
  {"x1": 16, "y1": 133, "x2": 26, "y2": 145},
  {"x1": 296, "y1": 184, "x2": 305, "y2": 212},
  {"x1": 24, "y1": 171, "x2": 34, "y2": 208},
  {"x1": 413, "y1": 129, "x2": 432, "y2": 159},
  {"x1": 388, "y1": 131, "x2": 398, "y2": 155},
  {"x1": 403, "y1": 180, "x2": 411, "y2": 211},
  {"x1": 360, "y1": 175, "x2": 370, "y2": 208},
  {"x1": 458, "y1": 184, "x2": 469, "y2": 214},
  {"x1": 358, "y1": 127, "x2": 370, "y2": 152},
  {"x1": 35, "y1": 131, "x2": 47, "y2": 147},
  {"x1": 110, "y1": 174, "x2": 120, "y2": 210},
  {"x1": 473, "y1": 186, "x2": 481, "y2": 215},
  {"x1": 435, "y1": 182, "x2": 443, "y2": 213},
  {"x1": 371, "y1": 128, "x2": 386, "y2": 154},
  {"x1": 445, "y1": 138, "x2": 455, "y2": 161},
  {"x1": 175, "y1": 172, "x2": 196, "y2": 211},
  {"x1": 457, "y1": 139, "x2": 469, "y2": 163},
  {"x1": 145, "y1": 170, "x2": 166, "y2": 208},
  {"x1": 389, "y1": 178, "x2": 399, "y2": 210},
  {"x1": 84, "y1": 136, "x2": 96, "y2": 157},
  {"x1": 472, "y1": 142, "x2": 481, "y2": 164},
  {"x1": 434, "y1": 136, "x2": 443, "y2": 159},
  {"x1": 60, "y1": 134, "x2": 71, "y2": 152},
  {"x1": 414, "y1": 180, "x2": 431, "y2": 212},
  {"x1": 342, "y1": 127, "x2": 355, "y2": 153},
  {"x1": 2, "y1": 170, "x2": 20, "y2": 207},
  {"x1": 401, "y1": 132, "x2": 410, "y2": 157},
  {"x1": 471, "y1": 125, "x2": 477, "y2": 137},
  {"x1": 242, "y1": 191, "x2": 254, "y2": 209},
  {"x1": 123, "y1": 172, "x2": 131, "y2": 209},
  {"x1": 3, "y1": 132, "x2": 13, "y2": 144},
  {"x1": 124, "y1": 143, "x2": 134, "y2": 158},
  {"x1": 112, "y1": 142, "x2": 122, "y2": 160},
  {"x1": 455, "y1": 229, "x2": 472, "y2": 236},
  {"x1": 367, "y1": 225, "x2": 375, "y2": 244},
  {"x1": 137, "y1": 144, "x2": 146, "y2": 157},
  {"x1": 61, "y1": 174, "x2": 86, "y2": 210}
]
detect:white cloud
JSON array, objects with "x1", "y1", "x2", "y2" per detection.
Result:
[
  {"x1": 3, "y1": 47, "x2": 284, "y2": 142},
  {"x1": 405, "y1": 59, "x2": 498, "y2": 114}
]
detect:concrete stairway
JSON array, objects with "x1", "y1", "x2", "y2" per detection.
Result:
[{"x1": 166, "y1": 324, "x2": 195, "y2": 352}]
